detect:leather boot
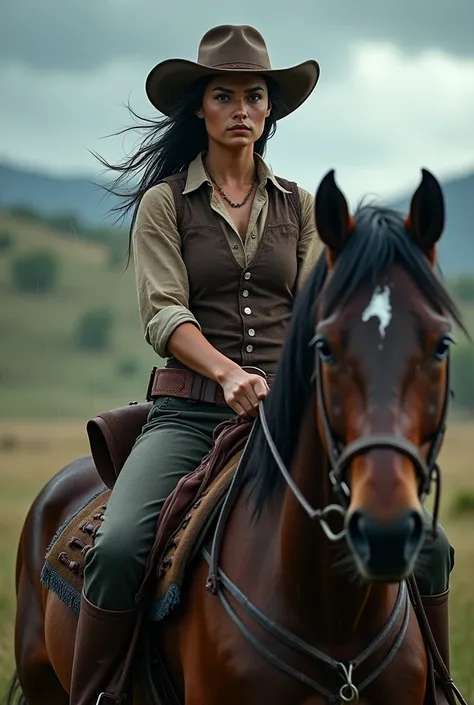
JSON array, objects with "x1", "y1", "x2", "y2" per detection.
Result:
[
  {"x1": 69, "y1": 592, "x2": 138, "y2": 705},
  {"x1": 421, "y1": 590, "x2": 465, "y2": 705},
  {"x1": 421, "y1": 590, "x2": 451, "y2": 672}
]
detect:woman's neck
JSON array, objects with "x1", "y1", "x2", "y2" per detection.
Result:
[{"x1": 203, "y1": 144, "x2": 257, "y2": 188}]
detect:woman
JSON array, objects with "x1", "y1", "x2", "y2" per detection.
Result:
[{"x1": 69, "y1": 24, "x2": 455, "y2": 705}]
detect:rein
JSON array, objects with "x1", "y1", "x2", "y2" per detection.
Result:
[{"x1": 204, "y1": 353, "x2": 452, "y2": 703}]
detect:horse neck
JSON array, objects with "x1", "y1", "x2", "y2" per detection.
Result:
[{"x1": 276, "y1": 391, "x2": 393, "y2": 641}]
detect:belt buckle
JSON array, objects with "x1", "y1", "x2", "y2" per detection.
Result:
[
  {"x1": 189, "y1": 372, "x2": 204, "y2": 403},
  {"x1": 145, "y1": 365, "x2": 158, "y2": 402},
  {"x1": 202, "y1": 378, "x2": 218, "y2": 404}
]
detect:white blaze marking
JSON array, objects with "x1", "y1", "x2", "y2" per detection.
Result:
[{"x1": 361, "y1": 285, "x2": 392, "y2": 338}]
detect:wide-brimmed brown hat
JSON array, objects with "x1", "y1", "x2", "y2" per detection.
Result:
[{"x1": 146, "y1": 24, "x2": 320, "y2": 119}]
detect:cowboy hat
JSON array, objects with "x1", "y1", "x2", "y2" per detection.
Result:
[{"x1": 145, "y1": 24, "x2": 320, "y2": 119}]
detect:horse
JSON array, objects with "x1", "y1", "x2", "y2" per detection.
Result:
[{"x1": 6, "y1": 168, "x2": 468, "y2": 705}]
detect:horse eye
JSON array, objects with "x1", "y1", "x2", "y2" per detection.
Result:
[
  {"x1": 315, "y1": 336, "x2": 335, "y2": 364},
  {"x1": 434, "y1": 335, "x2": 453, "y2": 361}
]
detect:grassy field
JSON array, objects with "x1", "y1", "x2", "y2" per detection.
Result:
[
  {"x1": 1, "y1": 209, "x2": 473, "y2": 422},
  {"x1": 0, "y1": 211, "x2": 158, "y2": 420},
  {"x1": 0, "y1": 419, "x2": 473, "y2": 701}
]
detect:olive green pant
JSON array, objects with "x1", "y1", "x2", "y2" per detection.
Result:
[{"x1": 83, "y1": 396, "x2": 455, "y2": 611}]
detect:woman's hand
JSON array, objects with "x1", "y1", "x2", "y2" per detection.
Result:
[
  {"x1": 166, "y1": 324, "x2": 270, "y2": 417},
  {"x1": 219, "y1": 367, "x2": 269, "y2": 418}
]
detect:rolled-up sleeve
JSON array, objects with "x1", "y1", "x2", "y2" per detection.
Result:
[
  {"x1": 296, "y1": 187, "x2": 324, "y2": 291},
  {"x1": 132, "y1": 183, "x2": 200, "y2": 358}
]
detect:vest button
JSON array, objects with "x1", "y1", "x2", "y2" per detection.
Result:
[
  {"x1": 246, "y1": 344, "x2": 254, "y2": 353},
  {"x1": 232, "y1": 244, "x2": 238, "y2": 250},
  {"x1": 248, "y1": 329, "x2": 255, "y2": 337},
  {"x1": 244, "y1": 272, "x2": 251, "y2": 280},
  {"x1": 251, "y1": 234, "x2": 256, "y2": 239},
  {"x1": 244, "y1": 307, "x2": 251, "y2": 315},
  {"x1": 242, "y1": 290, "x2": 249, "y2": 297}
]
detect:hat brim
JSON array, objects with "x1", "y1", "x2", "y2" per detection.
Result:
[{"x1": 145, "y1": 58, "x2": 320, "y2": 120}]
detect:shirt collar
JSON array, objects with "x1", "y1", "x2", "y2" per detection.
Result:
[{"x1": 182, "y1": 151, "x2": 291, "y2": 195}]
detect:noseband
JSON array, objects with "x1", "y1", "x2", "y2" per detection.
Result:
[{"x1": 204, "y1": 354, "x2": 451, "y2": 702}]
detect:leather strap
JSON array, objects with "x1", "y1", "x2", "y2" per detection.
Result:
[
  {"x1": 147, "y1": 367, "x2": 274, "y2": 407},
  {"x1": 147, "y1": 368, "x2": 228, "y2": 406},
  {"x1": 407, "y1": 579, "x2": 468, "y2": 704}
]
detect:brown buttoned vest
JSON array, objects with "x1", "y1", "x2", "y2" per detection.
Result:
[{"x1": 161, "y1": 171, "x2": 302, "y2": 376}]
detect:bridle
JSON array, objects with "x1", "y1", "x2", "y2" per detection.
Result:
[
  {"x1": 204, "y1": 353, "x2": 451, "y2": 703},
  {"x1": 310, "y1": 340, "x2": 449, "y2": 539}
]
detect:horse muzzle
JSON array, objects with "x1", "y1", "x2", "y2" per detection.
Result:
[{"x1": 345, "y1": 507, "x2": 425, "y2": 581}]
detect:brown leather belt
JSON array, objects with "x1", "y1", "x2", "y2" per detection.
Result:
[{"x1": 146, "y1": 366, "x2": 272, "y2": 407}]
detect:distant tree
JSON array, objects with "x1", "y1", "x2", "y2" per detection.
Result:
[
  {"x1": 108, "y1": 240, "x2": 126, "y2": 269},
  {"x1": 8, "y1": 204, "x2": 41, "y2": 221},
  {"x1": 451, "y1": 276, "x2": 474, "y2": 303},
  {"x1": 117, "y1": 357, "x2": 139, "y2": 378},
  {"x1": 0, "y1": 230, "x2": 14, "y2": 254},
  {"x1": 75, "y1": 307, "x2": 114, "y2": 351},
  {"x1": 87, "y1": 227, "x2": 115, "y2": 245},
  {"x1": 11, "y1": 250, "x2": 59, "y2": 293},
  {"x1": 47, "y1": 212, "x2": 83, "y2": 236},
  {"x1": 451, "y1": 343, "x2": 474, "y2": 410},
  {"x1": 451, "y1": 489, "x2": 474, "y2": 517}
]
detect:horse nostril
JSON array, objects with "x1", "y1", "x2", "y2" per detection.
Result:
[
  {"x1": 346, "y1": 510, "x2": 370, "y2": 563},
  {"x1": 403, "y1": 509, "x2": 424, "y2": 562}
]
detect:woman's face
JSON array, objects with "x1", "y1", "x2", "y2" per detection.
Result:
[{"x1": 196, "y1": 73, "x2": 272, "y2": 151}]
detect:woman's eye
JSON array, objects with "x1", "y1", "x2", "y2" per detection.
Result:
[
  {"x1": 248, "y1": 93, "x2": 261, "y2": 102},
  {"x1": 215, "y1": 94, "x2": 229, "y2": 101}
]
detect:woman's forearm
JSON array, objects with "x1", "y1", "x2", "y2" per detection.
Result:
[{"x1": 166, "y1": 322, "x2": 240, "y2": 384}]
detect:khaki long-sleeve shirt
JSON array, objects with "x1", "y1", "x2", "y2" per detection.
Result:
[{"x1": 132, "y1": 152, "x2": 323, "y2": 358}]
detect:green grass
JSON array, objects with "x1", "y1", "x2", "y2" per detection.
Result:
[
  {"x1": 0, "y1": 210, "x2": 473, "y2": 422},
  {"x1": 0, "y1": 212, "x2": 158, "y2": 420},
  {"x1": 0, "y1": 420, "x2": 473, "y2": 700}
]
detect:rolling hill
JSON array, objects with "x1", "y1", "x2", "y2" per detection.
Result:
[
  {"x1": 0, "y1": 160, "x2": 473, "y2": 275},
  {"x1": 0, "y1": 207, "x2": 472, "y2": 421},
  {"x1": 0, "y1": 210, "x2": 157, "y2": 420},
  {"x1": 391, "y1": 171, "x2": 474, "y2": 277},
  {"x1": 0, "y1": 162, "x2": 119, "y2": 229}
]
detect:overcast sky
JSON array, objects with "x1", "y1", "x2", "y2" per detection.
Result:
[{"x1": 1, "y1": 0, "x2": 473, "y2": 205}]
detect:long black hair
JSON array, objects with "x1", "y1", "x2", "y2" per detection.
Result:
[{"x1": 93, "y1": 74, "x2": 285, "y2": 263}]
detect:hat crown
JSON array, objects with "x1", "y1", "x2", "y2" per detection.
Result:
[
  {"x1": 197, "y1": 25, "x2": 272, "y2": 70},
  {"x1": 145, "y1": 24, "x2": 319, "y2": 119}
]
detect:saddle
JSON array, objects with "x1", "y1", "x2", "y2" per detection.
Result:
[
  {"x1": 42, "y1": 398, "x2": 252, "y2": 620},
  {"x1": 70, "y1": 370, "x2": 255, "y2": 623},
  {"x1": 85, "y1": 365, "x2": 250, "y2": 490},
  {"x1": 86, "y1": 400, "x2": 152, "y2": 490}
]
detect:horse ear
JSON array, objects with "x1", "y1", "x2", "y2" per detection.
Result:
[
  {"x1": 315, "y1": 170, "x2": 354, "y2": 256},
  {"x1": 406, "y1": 169, "x2": 445, "y2": 260}
]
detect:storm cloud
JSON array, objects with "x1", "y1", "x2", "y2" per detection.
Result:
[
  {"x1": 0, "y1": 0, "x2": 473, "y2": 205},
  {"x1": 2, "y1": 0, "x2": 473, "y2": 73}
]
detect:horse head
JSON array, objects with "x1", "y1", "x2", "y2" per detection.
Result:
[{"x1": 313, "y1": 168, "x2": 464, "y2": 582}]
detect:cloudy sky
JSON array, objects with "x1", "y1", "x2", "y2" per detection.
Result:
[{"x1": 1, "y1": 0, "x2": 473, "y2": 205}]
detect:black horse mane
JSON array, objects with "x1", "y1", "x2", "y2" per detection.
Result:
[{"x1": 245, "y1": 203, "x2": 467, "y2": 518}]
